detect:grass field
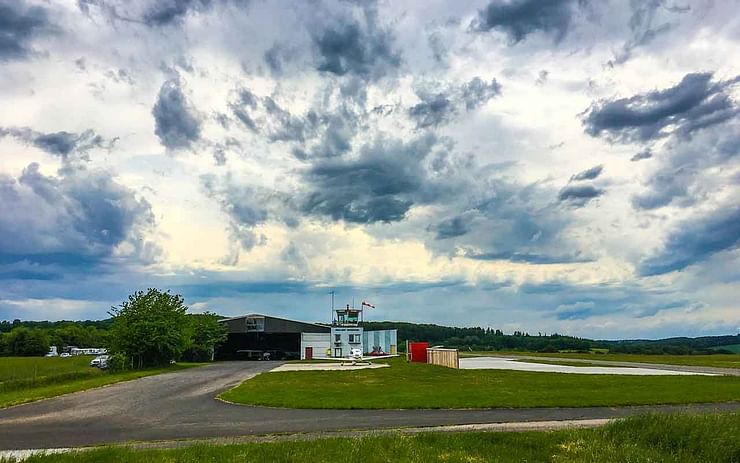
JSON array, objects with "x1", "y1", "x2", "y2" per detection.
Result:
[
  {"x1": 0, "y1": 357, "x2": 204, "y2": 409},
  {"x1": 461, "y1": 351, "x2": 740, "y2": 369},
  {"x1": 0, "y1": 356, "x2": 104, "y2": 393},
  {"x1": 220, "y1": 357, "x2": 740, "y2": 409},
  {"x1": 7, "y1": 413, "x2": 740, "y2": 463}
]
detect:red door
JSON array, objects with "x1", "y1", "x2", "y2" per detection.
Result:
[
  {"x1": 305, "y1": 347, "x2": 313, "y2": 360},
  {"x1": 409, "y1": 342, "x2": 429, "y2": 363}
]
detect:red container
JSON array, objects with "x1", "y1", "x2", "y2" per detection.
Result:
[{"x1": 409, "y1": 342, "x2": 429, "y2": 363}]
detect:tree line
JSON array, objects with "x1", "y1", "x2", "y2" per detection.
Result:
[
  {"x1": 3, "y1": 299, "x2": 739, "y2": 359},
  {"x1": 364, "y1": 321, "x2": 740, "y2": 354},
  {"x1": 1, "y1": 289, "x2": 227, "y2": 369}
]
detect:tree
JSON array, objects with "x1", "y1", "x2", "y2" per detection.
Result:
[
  {"x1": 183, "y1": 312, "x2": 228, "y2": 361},
  {"x1": 4, "y1": 327, "x2": 50, "y2": 356},
  {"x1": 109, "y1": 289, "x2": 192, "y2": 368}
]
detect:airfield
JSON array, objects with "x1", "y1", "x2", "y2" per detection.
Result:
[
  {"x1": 1, "y1": 359, "x2": 739, "y2": 454},
  {"x1": 458, "y1": 356, "x2": 718, "y2": 375}
]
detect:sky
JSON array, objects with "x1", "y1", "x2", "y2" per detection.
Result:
[{"x1": 0, "y1": 0, "x2": 738, "y2": 339}]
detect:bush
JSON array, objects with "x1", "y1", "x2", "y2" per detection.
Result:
[{"x1": 106, "y1": 353, "x2": 129, "y2": 372}]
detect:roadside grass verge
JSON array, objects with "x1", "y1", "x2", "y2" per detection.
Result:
[
  {"x1": 0, "y1": 363, "x2": 205, "y2": 409},
  {"x1": 220, "y1": 358, "x2": 740, "y2": 409},
  {"x1": 7, "y1": 413, "x2": 740, "y2": 463},
  {"x1": 460, "y1": 351, "x2": 740, "y2": 369}
]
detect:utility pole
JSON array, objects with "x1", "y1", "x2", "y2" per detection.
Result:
[{"x1": 330, "y1": 290, "x2": 335, "y2": 324}]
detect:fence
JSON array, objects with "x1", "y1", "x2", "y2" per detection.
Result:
[{"x1": 426, "y1": 347, "x2": 459, "y2": 369}]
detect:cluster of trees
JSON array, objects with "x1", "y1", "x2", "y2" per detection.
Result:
[
  {"x1": 603, "y1": 335, "x2": 740, "y2": 355},
  {"x1": 0, "y1": 322, "x2": 110, "y2": 357},
  {"x1": 365, "y1": 321, "x2": 593, "y2": 352},
  {"x1": 107, "y1": 289, "x2": 227, "y2": 369},
  {"x1": 0, "y1": 327, "x2": 51, "y2": 356},
  {"x1": 1, "y1": 289, "x2": 228, "y2": 367}
]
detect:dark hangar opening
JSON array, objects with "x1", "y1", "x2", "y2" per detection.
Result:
[{"x1": 216, "y1": 314, "x2": 330, "y2": 360}]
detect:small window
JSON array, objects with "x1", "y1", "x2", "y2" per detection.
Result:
[{"x1": 334, "y1": 334, "x2": 341, "y2": 342}]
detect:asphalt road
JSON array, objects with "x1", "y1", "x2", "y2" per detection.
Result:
[{"x1": 1, "y1": 361, "x2": 739, "y2": 450}]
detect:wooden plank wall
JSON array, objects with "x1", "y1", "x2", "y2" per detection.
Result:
[{"x1": 426, "y1": 347, "x2": 459, "y2": 368}]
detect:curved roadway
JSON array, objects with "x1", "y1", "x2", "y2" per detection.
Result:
[{"x1": 1, "y1": 361, "x2": 738, "y2": 450}]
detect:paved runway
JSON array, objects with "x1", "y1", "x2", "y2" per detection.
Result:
[
  {"x1": 459, "y1": 357, "x2": 716, "y2": 375},
  {"x1": 1, "y1": 361, "x2": 738, "y2": 450}
]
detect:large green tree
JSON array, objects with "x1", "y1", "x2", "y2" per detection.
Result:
[
  {"x1": 109, "y1": 289, "x2": 192, "y2": 367},
  {"x1": 184, "y1": 312, "x2": 228, "y2": 361}
]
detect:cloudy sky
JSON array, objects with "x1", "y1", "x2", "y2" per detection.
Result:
[{"x1": 1, "y1": 0, "x2": 738, "y2": 339}]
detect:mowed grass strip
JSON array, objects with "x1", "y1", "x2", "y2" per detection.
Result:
[
  {"x1": 461, "y1": 352, "x2": 740, "y2": 369},
  {"x1": 0, "y1": 358, "x2": 205, "y2": 409},
  {"x1": 0, "y1": 356, "x2": 99, "y2": 382},
  {"x1": 7, "y1": 413, "x2": 740, "y2": 463},
  {"x1": 220, "y1": 358, "x2": 740, "y2": 409},
  {"x1": 0, "y1": 356, "x2": 104, "y2": 393}
]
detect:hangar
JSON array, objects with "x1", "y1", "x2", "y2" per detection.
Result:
[{"x1": 216, "y1": 314, "x2": 330, "y2": 360}]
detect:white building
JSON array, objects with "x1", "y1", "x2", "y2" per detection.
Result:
[{"x1": 300, "y1": 304, "x2": 397, "y2": 359}]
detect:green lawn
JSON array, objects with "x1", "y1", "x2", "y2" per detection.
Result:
[
  {"x1": 220, "y1": 357, "x2": 740, "y2": 409},
  {"x1": 0, "y1": 356, "x2": 205, "y2": 409},
  {"x1": 8, "y1": 413, "x2": 740, "y2": 463},
  {"x1": 461, "y1": 351, "x2": 740, "y2": 369},
  {"x1": 0, "y1": 356, "x2": 99, "y2": 380}
]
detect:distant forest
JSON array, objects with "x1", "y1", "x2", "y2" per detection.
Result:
[
  {"x1": 2, "y1": 318, "x2": 739, "y2": 356},
  {"x1": 364, "y1": 321, "x2": 740, "y2": 355}
]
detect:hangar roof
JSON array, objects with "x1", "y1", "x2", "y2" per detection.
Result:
[{"x1": 219, "y1": 313, "x2": 330, "y2": 334}]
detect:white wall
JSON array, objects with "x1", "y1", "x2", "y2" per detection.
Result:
[{"x1": 300, "y1": 333, "x2": 331, "y2": 359}]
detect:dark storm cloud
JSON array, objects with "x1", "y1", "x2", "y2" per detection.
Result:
[
  {"x1": 470, "y1": 0, "x2": 581, "y2": 43},
  {"x1": 632, "y1": 124, "x2": 739, "y2": 210},
  {"x1": 583, "y1": 72, "x2": 740, "y2": 143},
  {"x1": 467, "y1": 250, "x2": 590, "y2": 265},
  {"x1": 79, "y1": 0, "x2": 249, "y2": 27},
  {"x1": 0, "y1": 0, "x2": 52, "y2": 61},
  {"x1": 461, "y1": 77, "x2": 502, "y2": 110},
  {"x1": 570, "y1": 164, "x2": 603, "y2": 182},
  {"x1": 408, "y1": 77, "x2": 500, "y2": 129},
  {"x1": 142, "y1": 0, "x2": 210, "y2": 26},
  {"x1": 300, "y1": 135, "x2": 437, "y2": 224},
  {"x1": 263, "y1": 97, "x2": 320, "y2": 143},
  {"x1": 408, "y1": 94, "x2": 453, "y2": 129},
  {"x1": 152, "y1": 78, "x2": 202, "y2": 150},
  {"x1": 226, "y1": 85, "x2": 359, "y2": 160},
  {"x1": 311, "y1": 6, "x2": 401, "y2": 80},
  {"x1": 0, "y1": 163, "x2": 156, "y2": 272},
  {"x1": 431, "y1": 216, "x2": 470, "y2": 240},
  {"x1": 201, "y1": 174, "x2": 273, "y2": 252},
  {"x1": 631, "y1": 149, "x2": 653, "y2": 162},
  {"x1": 558, "y1": 184, "x2": 603, "y2": 205},
  {"x1": 0, "y1": 127, "x2": 108, "y2": 160},
  {"x1": 426, "y1": 177, "x2": 585, "y2": 265},
  {"x1": 554, "y1": 301, "x2": 595, "y2": 320},
  {"x1": 631, "y1": 170, "x2": 688, "y2": 210},
  {"x1": 640, "y1": 205, "x2": 740, "y2": 276},
  {"x1": 609, "y1": 0, "x2": 681, "y2": 66}
]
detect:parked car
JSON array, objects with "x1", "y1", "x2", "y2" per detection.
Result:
[
  {"x1": 90, "y1": 355, "x2": 109, "y2": 368},
  {"x1": 60, "y1": 353, "x2": 71, "y2": 358}
]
